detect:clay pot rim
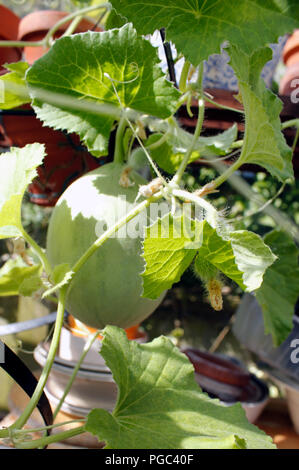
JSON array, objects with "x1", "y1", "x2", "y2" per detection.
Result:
[
  {"x1": 0, "y1": 5, "x2": 20, "y2": 41},
  {"x1": 18, "y1": 9, "x2": 101, "y2": 41},
  {"x1": 182, "y1": 348, "x2": 251, "y2": 387},
  {"x1": 283, "y1": 29, "x2": 299, "y2": 65}
]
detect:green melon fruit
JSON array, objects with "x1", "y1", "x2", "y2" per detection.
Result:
[{"x1": 46, "y1": 162, "x2": 165, "y2": 329}]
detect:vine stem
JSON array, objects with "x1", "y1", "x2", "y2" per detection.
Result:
[
  {"x1": 0, "y1": 4, "x2": 111, "y2": 50},
  {"x1": 179, "y1": 60, "x2": 191, "y2": 92},
  {"x1": 292, "y1": 125, "x2": 299, "y2": 153},
  {"x1": 13, "y1": 418, "x2": 86, "y2": 436},
  {"x1": 114, "y1": 115, "x2": 127, "y2": 164},
  {"x1": 71, "y1": 192, "x2": 163, "y2": 278},
  {"x1": 172, "y1": 188, "x2": 218, "y2": 229},
  {"x1": 212, "y1": 119, "x2": 299, "y2": 190},
  {"x1": 0, "y1": 39, "x2": 44, "y2": 48},
  {"x1": 43, "y1": 3, "x2": 111, "y2": 47},
  {"x1": 52, "y1": 329, "x2": 101, "y2": 421},
  {"x1": 62, "y1": 15, "x2": 84, "y2": 38},
  {"x1": 20, "y1": 227, "x2": 52, "y2": 276},
  {"x1": 105, "y1": 73, "x2": 167, "y2": 184},
  {"x1": 281, "y1": 118, "x2": 299, "y2": 130},
  {"x1": 203, "y1": 94, "x2": 244, "y2": 114},
  {"x1": 15, "y1": 425, "x2": 86, "y2": 449},
  {"x1": 206, "y1": 155, "x2": 299, "y2": 244},
  {"x1": 172, "y1": 63, "x2": 204, "y2": 186},
  {"x1": 9, "y1": 286, "x2": 67, "y2": 432},
  {"x1": 211, "y1": 158, "x2": 242, "y2": 190}
]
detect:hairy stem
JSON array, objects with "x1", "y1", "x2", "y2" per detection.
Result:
[
  {"x1": 172, "y1": 188, "x2": 218, "y2": 228},
  {"x1": 62, "y1": 15, "x2": 84, "y2": 38},
  {"x1": 43, "y1": 3, "x2": 111, "y2": 47},
  {"x1": 281, "y1": 118, "x2": 299, "y2": 130},
  {"x1": 172, "y1": 63, "x2": 205, "y2": 185},
  {"x1": 203, "y1": 94, "x2": 244, "y2": 114},
  {"x1": 211, "y1": 158, "x2": 242, "y2": 189},
  {"x1": 9, "y1": 286, "x2": 67, "y2": 431},
  {"x1": 0, "y1": 40, "x2": 45, "y2": 48},
  {"x1": 15, "y1": 425, "x2": 86, "y2": 449},
  {"x1": 206, "y1": 155, "x2": 299, "y2": 244},
  {"x1": 20, "y1": 227, "x2": 52, "y2": 276},
  {"x1": 179, "y1": 60, "x2": 191, "y2": 92},
  {"x1": 114, "y1": 115, "x2": 127, "y2": 164},
  {"x1": 292, "y1": 125, "x2": 299, "y2": 153}
]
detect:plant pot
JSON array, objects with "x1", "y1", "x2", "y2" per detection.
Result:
[
  {"x1": 0, "y1": 106, "x2": 101, "y2": 206},
  {"x1": 60, "y1": 316, "x2": 147, "y2": 366},
  {"x1": 32, "y1": 322, "x2": 148, "y2": 417},
  {"x1": 279, "y1": 30, "x2": 299, "y2": 96},
  {"x1": 283, "y1": 30, "x2": 299, "y2": 67},
  {"x1": 0, "y1": 6, "x2": 22, "y2": 75},
  {"x1": 18, "y1": 10, "x2": 102, "y2": 65},
  {"x1": 233, "y1": 293, "x2": 299, "y2": 383},
  {"x1": 182, "y1": 348, "x2": 269, "y2": 424},
  {"x1": 262, "y1": 364, "x2": 299, "y2": 435},
  {"x1": 279, "y1": 63, "x2": 299, "y2": 96}
]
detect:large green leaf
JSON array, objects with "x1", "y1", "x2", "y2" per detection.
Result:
[
  {"x1": 195, "y1": 222, "x2": 277, "y2": 292},
  {"x1": 0, "y1": 257, "x2": 43, "y2": 297},
  {"x1": 85, "y1": 326, "x2": 275, "y2": 449},
  {"x1": 141, "y1": 215, "x2": 276, "y2": 300},
  {"x1": 26, "y1": 24, "x2": 180, "y2": 156},
  {"x1": 0, "y1": 144, "x2": 46, "y2": 239},
  {"x1": 141, "y1": 214, "x2": 199, "y2": 299},
  {"x1": 0, "y1": 62, "x2": 30, "y2": 110},
  {"x1": 256, "y1": 230, "x2": 299, "y2": 346},
  {"x1": 110, "y1": 0, "x2": 299, "y2": 65},
  {"x1": 227, "y1": 45, "x2": 293, "y2": 181},
  {"x1": 147, "y1": 124, "x2": 238, "y2": 174}
]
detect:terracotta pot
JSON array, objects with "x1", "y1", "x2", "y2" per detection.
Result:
[
  {"x1": 283, "y1": 30, "x2": 299, "y2": 67},
  {"x1": 68, "y1": 315, "x2": 145, "y2": 341},
  {"x1": 0, "y1": 6, "x2": 22, "y2": 75},
  {"x1": 0, "y1": 105, "x2": 101, "y2": 206},
  {"x1": 1, "y1": 11, "x2": 103, "y2": 206},
  {"x1": 183, "y1": 348, "x2": 269, "y2": 423},
  {"x1": 18, "y1": 10, "x2": 102, "y2": 65}
]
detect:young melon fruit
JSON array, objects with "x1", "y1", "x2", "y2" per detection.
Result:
[{"x1": 46, "y1": 162, "x2": 165, "y2": 329}]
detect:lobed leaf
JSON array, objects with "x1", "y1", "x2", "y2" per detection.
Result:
[
  {"x1": 110, "y1": 0, "x2": 299, "y2": 65},
  {"x1": 26, "y1": 24, "x2": 180, "y2": 156},
  {"x1": 0, "y1": 62, "x2": 30, "y2": 110},
  {"x1": 227, "y1": 45, "x2": 294, "y2": 181},
  {"x1": 141, "y1": 215, "x2": 276, "y2": 300},
  {"x1": 0, "y1": 257, "x2": 43, "y2": 297},
  {"x1": 0, "y1": 144, "x2": 46, "y2": 239},
  {"x1": 147, "y1": 125, "x2": 238, "y2": 174},
  {"x1": 85, "y1": 326, "x2": 275, "y2": 449},
  {"x1": 256, "y1": 230, "x2": 299, "y2": 346}
]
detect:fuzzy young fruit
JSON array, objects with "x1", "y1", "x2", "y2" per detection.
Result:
[
  {"x1": 46, "y1": 162, "x2": 165, "y2": 329},
  {"x1": 193, "y1": 255, "x2": 223, "y2": 311}
]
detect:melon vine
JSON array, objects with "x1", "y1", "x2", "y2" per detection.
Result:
[{"x1": 0, "y1": 0, "x2": 299, "y2": 450}]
